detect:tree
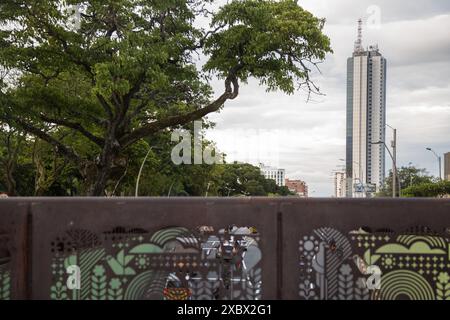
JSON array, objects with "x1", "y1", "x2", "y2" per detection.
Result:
[
  {"x1": 377, "y1": 166, "x2": 435, "y2": 197},
  {"x1": 209, "y1": 162, "x2": 294, "y2": 197},
  {"x1": 403, "y1": 180, "x2": 450, "y2": 198},
  {"x1": 0, "y1": 0, "x2": 331, "y2": 195},
  {"x1": 122, "y1": 130, "x2": 221, "y2": 197},
  {"x1": 0, "y1": 127, "x2": 82, "y2": 196},
  {"x1": 0, "y1": 128, "x2": 24, "y2": 195}
]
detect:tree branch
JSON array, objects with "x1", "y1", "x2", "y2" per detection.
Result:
[
  {"x1": 1, "y1": 114, "x2": 80, "y2": 162},
  {"x1": 96, "y1": 93, "x2": 114, "y2": 119},
  {"x1": 39, "y1": 113, "x2": 105, "y2": 147},
  {"x1": 120, "y1": 69, "x2": 240, "y2": 148},
  {"x1": 123, "y1": 71, "x2": 147, "y2": 110}
]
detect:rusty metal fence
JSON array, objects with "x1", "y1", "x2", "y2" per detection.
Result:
[{"x1": 0, "y1": 198, "x2": 449, "y2": 300}]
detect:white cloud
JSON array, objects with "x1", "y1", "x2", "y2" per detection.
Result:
[{"x1": 204, "y1": 1, "x2": 450, "y2": 196}]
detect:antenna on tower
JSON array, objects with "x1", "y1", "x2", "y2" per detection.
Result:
[{"x1": 354, "y1": 18, "x2": 364, "y2": 53}]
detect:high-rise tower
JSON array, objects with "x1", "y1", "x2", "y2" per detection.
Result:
[{"x1": 346, "y1": 20, "x2": 387, "y2": 197}]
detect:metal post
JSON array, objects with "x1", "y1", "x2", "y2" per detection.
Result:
[
  {"x1": 426, "y1": 148, "x2": 442, "y2": 181},
  {"x1": 372, "y1": 140, "x2": 401, "y2": 198},
  {"x1": 392, "y1": 129, "x2": 397, "y2": 198},
  {"x1": 205, "y1": 182, "x2": 211, "y2": 197},
  {"x1": 135, "y1": 147, "x2": 153, "y2": 197}
]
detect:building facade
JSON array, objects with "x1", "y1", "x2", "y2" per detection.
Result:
[
  {"x1": 259, "y1": 164, "x2": 286, "y2": 187},
  {"x1": 346, "y1": 19, "x2": 387, "y2": 197},
  {"x1": 445, "y1": 152, "x2": 450, "y2": 181},
  {"x1": 285, "y1": 179, "x2": 308, "y2": 198},
  {"x1": 334, "y1": 172, "x2": 346, "y2": 198}
]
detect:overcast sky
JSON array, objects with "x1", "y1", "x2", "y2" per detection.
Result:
[{"x1": 204, "y1": 0, "x2": 450, "y2": 196}]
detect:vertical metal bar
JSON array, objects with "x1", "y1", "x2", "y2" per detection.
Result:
[
  {"x1": 276, "y1": 211, "x2": 283, "y2": 299},
  {"x1": 392, "y1": 129, "x2": 397, "y2": 198},
  {"x1": 25, "y1": 206, "x2": 33, "y2": 300}
]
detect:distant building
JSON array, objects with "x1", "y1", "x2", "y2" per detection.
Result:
[
  {"x1": 285, "y1": 179, "x2": 308, "y2": 198},
  {"x1": 346, "y1": 19, "x2": 387, "y2": 197},
  {"x1": 259, "y1": 164, "x2": 286, "y2": 187},
  {"x1": 334, "y1": 172, "x2": 346, "y2": 198},
  {"x1": 445, "y1": 152, "x2": 450, "y2": 181}
]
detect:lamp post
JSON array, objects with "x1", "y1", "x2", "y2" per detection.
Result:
[
  {"x1": 205, "y1": 181, "x2": 211, "y2": 197},
  {"x1": 382, "y1": 125, "x2": 398, "y2": 198},
  {"x1": 135, "y1": 146, "x2": 161, "y2": 197},
  {"x1": 426, "y1": 148, "x2": 442, "y2": 181},
  {"x1": 372, "y1": 141, "x2": 401, "y2": 198},
  {"x1": 167, "y1": 182, "x2": 175, "y2": 197},
  {"x1": 408, "y1": 162, "x2": 414, "y2": 187},
  {"x1": 387, "y1": 126, "x2": 397, "y2": 198}
]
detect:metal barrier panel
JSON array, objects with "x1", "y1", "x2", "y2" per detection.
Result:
[
  {"x1": 29, "y1": 198, "x2": 279, "y2": 300},
  {"x1": 1, "y1": 198, "x2": 450, "y2": 300},
  {"x1": 0, "y1": 200, "x2": 28, "y2": 300},
  {"x1": 281, "y1": 199, "x2": 450, "y2": 300}
]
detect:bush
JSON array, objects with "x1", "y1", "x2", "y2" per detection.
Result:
[{"x1": 402, "y1": 180, "x2": 450, "y2": 198}]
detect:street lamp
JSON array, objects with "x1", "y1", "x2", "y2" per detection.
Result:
[
  {"x1": 135, "y1": 146, "x2": 161, "y2": 197},
  {"x1": 205, "y1": 181, "x2": 211, "y2": 197},
  {"x1": 167, "y1": 182, "x2": 175, "y2": 197},
  {"x1": 426, "y1": 148, "x2": 442, "y2": 181},
  {"x1": 385, "y1": 125, "x2": 397, "y2": 198},
  {"x1": 372, "y1": 141, "x2": 401, "y2": 198}
]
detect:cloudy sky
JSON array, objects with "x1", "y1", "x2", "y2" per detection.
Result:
[{"x1": 204, "y1": 0, "x2": 450, "y2": 196}]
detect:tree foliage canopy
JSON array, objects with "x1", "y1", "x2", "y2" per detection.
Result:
[
  {"x1": 403, "y1": 180, "x2": 450, "y2": 198},
  {"x1": 0, "y1": 0, "x2": 331, "y2": 195},
  {"x1": 377, "y1": 166, "x2": 436, "y2": 198}
]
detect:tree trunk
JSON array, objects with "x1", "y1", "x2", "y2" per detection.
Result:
[
  {"x1": 88, "y1": 138, "x2": 118, "y2": 196},
  {"x1": 89, "y1": 163, "x2": 113, "y2": 196},
  {"x1": 4, "y1": 134, "x2": 19, "y2": 196},
  {"x1": 4, "y1": 165, "x2": 17, "y2": 196}
]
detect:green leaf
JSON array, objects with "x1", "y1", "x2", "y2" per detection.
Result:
[{"x1": 117, "y1": 250, "x2": 125, "y2": 265}]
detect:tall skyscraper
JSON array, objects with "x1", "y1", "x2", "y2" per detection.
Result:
[
  {"x1": 346, "y1": 20, "x2": 387, "y2": 197},
  {"x1": 444, "y1": 152, "x2": 450, "y2": 181}
]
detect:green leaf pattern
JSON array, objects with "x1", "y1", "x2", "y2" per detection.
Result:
[
  {"x1": 107, "y1": 278, "x2": 124, "y2": 300},
  {"x1": 436, "y1": 272, "x2": 450, "y2": 300},
  {"x1": 50, "y1": 281, "x2": 68, "y2": 300},
  {"x1": 91, "y1": 265, "x2": 107, "y2": 300},
  {"x1": 107, "y1": 249, "x2": 136, "y2": 276},
  {"x1": 0, "y1": 270, "x2": 11, "y2": 300}
]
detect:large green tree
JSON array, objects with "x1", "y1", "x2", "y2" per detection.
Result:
[
  {"x1": 0, "y1": 0, "x2": 331, "y2": 195},
  {"x1": 377, "y1": 166, "x2": 435, "y2": 197}
]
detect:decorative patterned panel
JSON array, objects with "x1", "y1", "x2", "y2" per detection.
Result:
[
  {"x1": 49, "y1": 225, "x2": 262, "y2": 300},
  {"x1": 0, "y1": 230, "x2": 11, "y2": 300},
  {"x1": 1, "y1": 198, "x2": 449, "y2": 300},
  {"x1": 298, "y1": 226, "x2": 450, "y2": 300}
]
